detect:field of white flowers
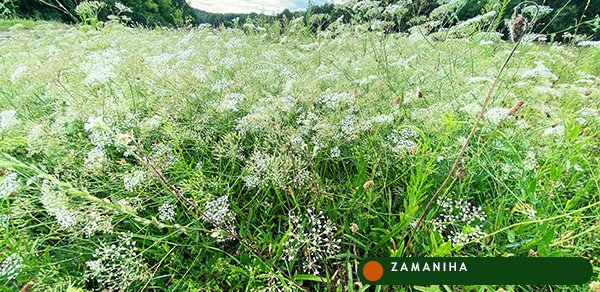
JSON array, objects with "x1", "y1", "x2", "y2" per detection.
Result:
[{"x1": 0, "y1": 19, "x2": 599, "y2": 291}]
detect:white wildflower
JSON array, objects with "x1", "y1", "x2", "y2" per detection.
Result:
[
  {"x1": 82, "y1": 210, "x2": 114, "y2": 237},
  {"x1": 389, "y1": 128, "x2": 419, "y2": 152},
  {"x1": 114, "y1": 2, "x2": 132, "y2": 13},
  {"x1": 10, "y1": 65, "x2": 28, "y2": 84},
  {"x1": 432, "y1": 197, "x2": 487, "y2": 247},
  {"x1": 124, "y1": 170, "x2": 147, "y2": 192},
  {"x1": 283, "y1": 208, "x2": 340, "y2": 276},
  {"x1": 319, "y1": 92, "x2": 354, "y2": 110},
  {"x1": 84, "y1": 115, "x2": 106, "y2": 132},
  {"x1": 484, "y1": 107, "x2": 510, "y2": 125},
  {"x1": 339, "y1": 114, "x2": 357, "y2": 140},
  {"x1": 330, "y1": 146, "x2": 340, "y2": 158},
  {"x1": 26, "y1": 124, "x2": 45, "y2": 154},
  {"x1": 297, "y1": 112, "x2": 319, "y2": 130},
  {"x1": 84, "y1": 146, "x2": 108, "y2": 172},
  {"x1": 140, "y1": 115, "x2": 164, "y2": 132},
  {"x1": 516, "y1": 119, "x2": 530, "y2": 129},
  {"x1": 191, "y1": 66, "x2": 208, "y2": 82},
  {"x1": 242, "y1": 150, "x2": 282, "y2": 188},
  {"x1": 0, "y1": 172, "x2": 19, "y2": 200},
  {"x1": 218, "y1": 93, "x2": 245, "y2": 112},
  {"x1": 204, "y1": 195, "x2": 236, "y2": 241},
  {"x1": 542, "y1": 125, "x2": 564, "y2": 137},
  {"x1": 86, "y1": 234, "x2": 148, "y2": 291},
  {"x1": 519, "y1": 60, "x2": 558, "y2": 82},
  {"x1": 0, "y1": 253, "x2": 24, "y2": 281},
  {"x1": 150, "y1": 143, "x2": 178, "y2": 170},
  {"x1": 158, "y1": 201, "x2": 176, "y2": 222},
  {"x1": 523, "y1": 151, "x2": 539, "y2": 171},
  {"x1": 0, "y1": 109, "x2": 19, "y2": 133},
  {"x1": 0, "y1": 214, "x2": 8, "y2": 228},
  {"x1": 40, "y1": 180, "x2": 79, "y2": 229},
  {"x1": 81, "y1": 49, "x2": 120, "y2": 85},
  {"x1": 437, "y1": 155, "x2": 445, "y2": 163}
]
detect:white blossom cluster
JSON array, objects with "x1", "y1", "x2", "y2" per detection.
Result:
[
  {"x1": 0, "y1": 109, "x2": 19, "y2": 133},
  {"x1": 211, "y1": 78, "x2": 234, "y2": 91},
  {"x1": 283, "y1": 208, "x2": 341, "y2": 275},
  {"x1": 389, "y1": 128, "x2": 419, "y2": 152},
  {"x1": 338, "y1": 114, "x2": 357, "y2": 141},
  {"x1": 519, "y1": 60, "x2": 558, "y2": 83},
  {"x1": 0, "y1": 214, "x2": 8, "y2": 228},
  {"x1": 150, "y1": 142, "x2": 178, "y2": 170},
  {"x1": 297, "y1": 111, "x2": 319, "y2": 133},
  {"x1": 0, "y1": 253, "x2": 24, "y2": 281},
  {"x1": 114, "y1": 2, "x2": 132, "y2": 13},
  {"x1": 84, "y1": 146, "x2": 108, "y2": 172},
  {"x1": 0, "y1": 172, "x2": 19, "y2": 200},
  {"x1": 432, "y1": 197, "x2": 487, "y2": 247},
  {"x1": 514, "y1": 203, "x2": 537, "y2": 219},
  {"x1": 235, "y1": 96, "x2": 294, "y2": 134},
  {"x1": 484, "y1": 107, "x2": 510, "y2": 126},
  {"x1": 367, "y1": 114, "x2": 394, "y2": 127},
  {"x1": 82, "y1": 210, "x2": 114, "y2": 238},
  {"x1": 40, "y1": 180, "x2": 79, "y2": 229},
  {"x1": 40, "y1": 180, "x2": 113, "y2": 236},
  {"x1": 123, "y1": 170, "x2": 147, "y2": 192},
  {"x1": 83, "y1": 115, "x2": 112, "y2": 172},
  {"x1": 144, "y1": 53, "x2": 175, "y2": 77},
  {"x1": 448, "y1": 225, "x2": 487, "y2": 246},
  {"x1": 204, "y1": 195, "x2": 236, "y2": 241},
  {"x1": 319, "y1": 92, "x2": 354, "y2": 110},
  {"x1": 218, "y1": 93, "x2": 245, "y2": 112},
  {"x1": 158, "y1": 201, "x2": 176, "y2": 222},
  {"x1": 575, "y1": 108, "x2": 598, "y2": 125},
  {"x1": 242, "y1": 150, "x2": 283, "y2": 189},
  {"x1": 26, "y1": 124, "x2": 46, "y2": 155},
  {"x1": 542, "y1": 125, "x2": 565, "y2": 137},
  {"x1": 10, "y1": 65, "x2": 29, "y2": 84},
  {"x1": 523, "y1": 151, "x2": 539, "y2": 171},
  {"x1": 86, "y1": 235, "x2": 148, "y2": 291},
  {"x1": 330, "y1": 146, "x2": 341, "y2": 158},
  {"x1": 81, "y1": 49, "x2": 120, "y2": 85}
]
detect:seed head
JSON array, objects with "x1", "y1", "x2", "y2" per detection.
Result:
[
  {"x1": 509, "y1": 14, "x2": 528, "y2": 43},
  {"x1": 509, "y1": 100, "x2": 525, "y2": 116},
  {"x1": 455, "y1": 167, "x2": 466, "y2": 180}
]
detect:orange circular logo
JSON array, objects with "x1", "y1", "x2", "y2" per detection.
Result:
[{"x1": 363, "y1": 260, "x2": 384, "y2": 282}]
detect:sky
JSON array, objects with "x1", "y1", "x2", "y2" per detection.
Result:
[{"x1": 189, "y1": 0, "x2": 346, "y2": 15}]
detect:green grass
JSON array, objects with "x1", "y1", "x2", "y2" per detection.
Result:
[
  {"x1": 0, "y1": 18, "x2": 37, "y2": 31},
  {"x1": 0, "y1": 20, "x2": 598, "y2": 291}
]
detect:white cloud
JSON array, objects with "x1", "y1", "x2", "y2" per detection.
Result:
[
  {"x1": 189, "y1": 0, "x2": 306, "y2": 14},
  {"x1": 189, "y1": 0, "x2": 345, "y2": 14}
]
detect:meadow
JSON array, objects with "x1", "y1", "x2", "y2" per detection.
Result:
[{"x1": 0, "y1": 18, "x2": 599, "y2": 291}]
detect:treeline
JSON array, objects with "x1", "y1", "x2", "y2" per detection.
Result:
[
  {"x1": 2, "y1": 0, "x2": 199, "y2": 27},
  {"x1": 197, "y1": 0, "x2": 599, "y2": 40},
  {"x1": 2, "y1": 0, "x2": 598, "y2": 39}
]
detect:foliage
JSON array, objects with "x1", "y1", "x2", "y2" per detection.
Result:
[{"x1": 2, "y1": 0, "x2": 199, "y2": 27}]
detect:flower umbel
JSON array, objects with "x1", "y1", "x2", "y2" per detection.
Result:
[
  {"x1": 282, "y1": 208, "x2": 340, "y2": 275},
  {"x1": 0, "y1": 253, "x2": 24, "y2": 281},
  {"x1": 432, "y1": 197, "x2": 487, "y2": 246}
]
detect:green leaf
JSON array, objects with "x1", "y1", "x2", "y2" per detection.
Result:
[
  {"x1": 507, "y1": 230, "x2": 516, "y2": 243},
  {"x1": 294, "y1": 274, "x2": 327, "y2": 282},
  {"x1": 374, "y1": 215, "x2": 410, "y2": 250},
  {"x1": 432, "y1": 241, "x2": 453, "y2": 256}
]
